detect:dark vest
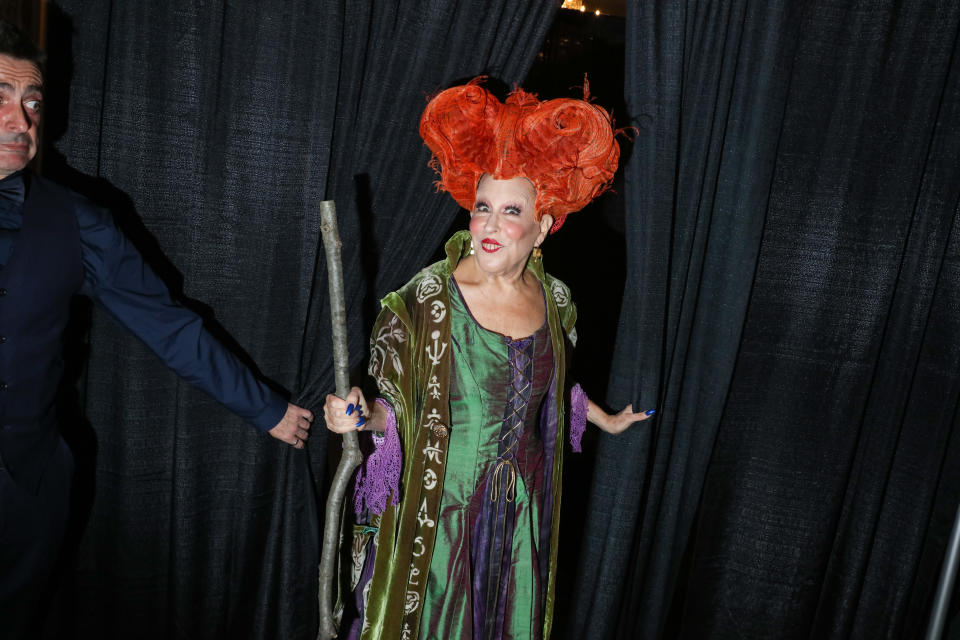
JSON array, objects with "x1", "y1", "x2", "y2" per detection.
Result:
[{"x1": 0, "y1": 174, "x2": 83, "y2": 487}]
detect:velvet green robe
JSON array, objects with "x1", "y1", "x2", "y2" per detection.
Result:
[{"x1": 351, "y1": 231, "x2": 577, "y2": 639}]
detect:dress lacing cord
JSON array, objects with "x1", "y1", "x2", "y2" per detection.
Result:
[{"x1": 491, "y1": 337, "x2": 533, "y2": 503}]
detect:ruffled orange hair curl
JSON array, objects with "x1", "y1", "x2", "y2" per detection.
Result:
[{"x1": 419, "y1": 77, "x2": 621, "y2": 233}]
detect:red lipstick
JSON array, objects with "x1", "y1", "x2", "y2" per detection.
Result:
[{"x1": 480, "y1": 238, "x2": 502, "y2": 253}]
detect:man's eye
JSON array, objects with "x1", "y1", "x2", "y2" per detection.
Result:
[{"x1": 25, "y1": 99, "x2": 42, "y2": 112}]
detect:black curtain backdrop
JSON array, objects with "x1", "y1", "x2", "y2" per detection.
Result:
[
  {"x1": 35, "y1": 1, "x2": 960, "y2": 638},
  {"x1": 571, "y1": 1, "x2": 960, "y2": 639},
  {"x1": 44, "y1": 1, "x2": 557, "y2": 637}
]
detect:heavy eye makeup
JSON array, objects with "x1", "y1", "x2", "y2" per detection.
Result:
[{"x1": 472, "y1": 200, "x2": 523, "y2": 216}]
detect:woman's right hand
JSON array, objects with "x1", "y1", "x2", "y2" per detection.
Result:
[{"x1": 323, "y1": 386, "x2": 370, "y2": 433}]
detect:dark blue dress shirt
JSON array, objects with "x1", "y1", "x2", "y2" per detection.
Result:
[{"x1": 0, "y1": 171, "x2": 286, "y2": 431}]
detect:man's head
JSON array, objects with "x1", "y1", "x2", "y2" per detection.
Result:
[{"x1": 0, "y1": 21, "x2": 44, "y2": 179}]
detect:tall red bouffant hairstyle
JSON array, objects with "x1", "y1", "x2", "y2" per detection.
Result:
[{"x1": 419, "y1": 77, "x2": 621, "y2": 233}]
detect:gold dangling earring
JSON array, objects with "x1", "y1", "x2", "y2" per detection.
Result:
[{"x1": 532, "y1": 245, "x2": 542, "y2": 261}]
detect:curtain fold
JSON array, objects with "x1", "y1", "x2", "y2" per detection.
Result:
[
  {"x1": 569, "y1": 2, "x2": 804, "y2": 637},
  {"x1": 682, "y1": 2, "x2": 960, "y2": 637},
  {"x1": 571, "y1": 1, "x2": 960, "y2": 639},
  {"x1": 44, "y1": 1, "x2": 557, "y2": 637}
]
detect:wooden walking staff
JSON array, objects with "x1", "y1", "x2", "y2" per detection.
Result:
[{"x1": 317, "y1": 201, "x2": 362, "y2": 639}]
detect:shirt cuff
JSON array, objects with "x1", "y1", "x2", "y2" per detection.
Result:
[{"x1": 248, "y1": 391, "x2": 287, "y2": 432}]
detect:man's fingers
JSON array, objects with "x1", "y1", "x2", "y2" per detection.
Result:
[{"x1": 290, "y1": 404, "x2": 313, "y2": 422}]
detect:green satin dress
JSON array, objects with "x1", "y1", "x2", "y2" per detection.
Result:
[{"x1": 418, "y1": 277, "x2": 555, "y2": 639}]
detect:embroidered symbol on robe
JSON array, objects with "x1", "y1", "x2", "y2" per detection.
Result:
[
  {"x1": 369, "y1": 315, "x2": 407, "y2": 393},
  {"x1": 426, "y1": 330, "x2": 447, "y2": 365},
  {"x1": 430, "y1": 299, "x2": 446, "y2": 323},
  {"x1": 551, "y1": 279, "x2": 570, "y2": 307},
  {"x1": 423, "y1": 440, "x2": 443, "y2": 464},
  {"x1": 424, "y1": 468, "x2": 438, "y2": 490},
  {"x1": 417, "y1": 498, "x2": 436, "y2": 528},
  {"x1": 415, "y1": 274, "x2": 442, "y2": 302},
  {"x1": 404, "y1": 591, "x2": 420, "y2": 614},
  {"x1": 408, "y1": 566, "x2": 421, "y2": 586}
]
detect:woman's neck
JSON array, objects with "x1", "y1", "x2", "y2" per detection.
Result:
[{"x1": 454, "y1": 254, "x2": 532, "y2": 291}]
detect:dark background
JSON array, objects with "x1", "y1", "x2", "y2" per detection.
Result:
[{"x1": 3, "y1": 1, "x2": 958, "y2": 638}]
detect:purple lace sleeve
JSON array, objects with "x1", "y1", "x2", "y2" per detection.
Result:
[
  {"x1": 354, "y1": 398, "x2": 402, "y2": 516},
  {"x1": 570, "y1": 383, "x2": 588, "y2": 453}
]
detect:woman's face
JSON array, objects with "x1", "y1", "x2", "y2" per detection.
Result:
[{"x1": 469, "y1": 175, "x2": 552, "y2": 278}]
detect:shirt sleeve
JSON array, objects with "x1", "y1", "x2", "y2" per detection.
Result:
[{"x1": 75, "y1": 197, "x2": 286, "y2": 432}]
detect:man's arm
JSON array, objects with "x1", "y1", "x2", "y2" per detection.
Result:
[{"x1": 74, "y1": 195, "x2": 312, "y2": 445}]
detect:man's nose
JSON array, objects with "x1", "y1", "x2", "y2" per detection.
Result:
[{"x1": 3, "y1": 104, "x2": 30, "y2": 133}]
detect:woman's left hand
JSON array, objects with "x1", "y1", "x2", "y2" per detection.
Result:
[{"x1": 591, "y1": 402, "x2": 656, "y2": 435}]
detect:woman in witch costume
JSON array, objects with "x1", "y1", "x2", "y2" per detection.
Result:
[{"x1": 323, "y1": 78, "x2": 653, "y2": 640}]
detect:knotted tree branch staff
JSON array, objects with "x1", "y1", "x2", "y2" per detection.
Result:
[{"x1": 317, "y1": 201, "x2": 362, "y2": 639}]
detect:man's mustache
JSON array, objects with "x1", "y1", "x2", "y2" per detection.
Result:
[{"x1": 0, "y1": 133, "x2": 33, "y2": 145}]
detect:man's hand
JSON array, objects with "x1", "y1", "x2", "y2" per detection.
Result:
[{"x1": 269, "y1": 403, "x2": 314, "y2": 449}]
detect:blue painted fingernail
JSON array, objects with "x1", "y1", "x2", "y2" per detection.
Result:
[
  {"x1": 346, "y1": 404, "x2": 355, "y2": 415},
  {"x1": 645, "y1": 409, "x2": 657, "y2": 416},
  {"x1": 356, "y1": 417, "x2": 366, "y2": 428}
]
